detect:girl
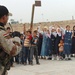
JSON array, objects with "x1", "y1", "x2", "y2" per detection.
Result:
[
  {"x1": 46, "y1": 30, "x2": 52, "y2": 60},
  {"x1": 55, "y1": 27, "x2": 62, "y2": 60},
  {"x1": 58, "y1": 39, "x2": 64, "y2": 60},
  {"x1": 61, "y1": 25, "x2": 72, "y2": 60},
  {"x1": 41, "y1": 26, "x2": 48, "y2": 59},
  {"x1": 38, "y1": 33, "x2": 43, "y2": 58},
  {"x1": 71, "y1": 26, "x2": 75, "y2": 56},
  {"x1": 51, "y1": 27, "x2": 57, "y2": 60}
]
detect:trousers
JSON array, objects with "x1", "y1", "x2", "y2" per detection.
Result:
[
  {"x1": 0, "y1": 66, "x2": 7, "y2": 75},
  {"x1": 30, "y1": 46, "x2": 39, "y2": 63}
]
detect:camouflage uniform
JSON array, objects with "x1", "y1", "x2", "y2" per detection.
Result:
[{"x1": 0, "y1": 23, "x2": 21, "y2": 75}]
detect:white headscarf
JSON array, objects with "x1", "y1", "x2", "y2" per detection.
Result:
[
  {"x1": 56, "y1": 28, "x2": 62, "y2": 36},
  {"x1": 51, "y1": 26, "x2": 57, "y2": 37}
]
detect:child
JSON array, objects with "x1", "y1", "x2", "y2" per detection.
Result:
[
  {"x1": 55, "y1": 27, "x2": 62, "y2": 60},
  {"x1": 38, "y1": 33, "x2": 43, "y2": 59},
  {"x1": 71, "y1": 26, "x2": 75, "y2": 56},
  {"x1": 30, "y1": 30, "x2": 40, "y2": 65},
  {"x1": 64, "y1": 25, "x2": 72, "y2": 60},
  {"x1": 19, "y1": 34, "x2": 24, "y2": 64},
  {"x1": 46, "y1": 30, "x2": 52, "y2": 60},
  {"x1": 61, "y1": 25, "x2": 72, "y2": 60},
  {"x1": 24, "y1": 30, "x2": 32, "y2": 65},
  {"x1": 41, "y1": 26, "x2": 48, "y2": 59},
  {"x1": 58, "y1": 39, "x2": 64, "y2": 60},
  {"x1": 51, "y1": 27, "x2": 57, "y2": 60}
]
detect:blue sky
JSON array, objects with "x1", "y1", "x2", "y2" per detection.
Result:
[{"x1": 0, "y1": 0, "x2": 75, "y2": 23}]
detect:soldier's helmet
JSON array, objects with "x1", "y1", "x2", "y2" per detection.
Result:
[{"x1": 0, "y1": 5, "x2": 12, "y2": 18}]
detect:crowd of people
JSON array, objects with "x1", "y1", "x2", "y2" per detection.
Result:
[{"x1": 6, "y1": 24, "x2": 75, "y2": 66}]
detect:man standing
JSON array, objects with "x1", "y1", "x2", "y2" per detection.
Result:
[{"x1": 0, "y1": 5, "x2": 21, "y2": 75}]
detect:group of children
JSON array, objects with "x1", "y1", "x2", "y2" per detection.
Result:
[
  {"x1": 23, "y1": 30, "x2": 40, "y2": 65},
  {"x1": 6, "y1": 24, "x2": 75, "y2": 67},
  {"x1": 38, "y1": 25, "x2": 75, "y2": 61},
  {"x1": 6, "y1": 26, "x2": 40, "y2": 66}
]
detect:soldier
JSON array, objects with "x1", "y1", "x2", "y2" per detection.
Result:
[{"x1": 0, "y1": 5, "x2": 21, "y2": 75}]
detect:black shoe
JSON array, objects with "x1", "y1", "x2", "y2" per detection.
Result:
[
  {"x1": 65, "y1": 58, "x2": 68, "y2": 61},
  {"x1": 30, "y1": 62, "x2": 33, "y2": 66},
  {"x1": 28, "y1": 62, "x2": 30, "y2": 65},
  {"x1": 22, "y1": 62, "x2": 24, "y2": 64},
  {"x1": 41, "y1": 56, "x2": 43, "y2": 59},
  {"x1": 36, "y1": 62, "x2": 40, "y2": 65},
  {"x1": 68, "y1": 58, "x2": 72, "y2": 60},
  {"x1": 71, "y1": 55, "x2": 73, "y2": 57},
  {"x1": 24, "y1": 62, "x2": 27, "y2": 65},
  {"x1": 16, "y1": 62, "x2": 19, "y2": 64},
  {"x1": 59, "y1": 58, "x2": 63, "y2": 60},
  {"x1": 44, "y1": 57, "x2": 46, "y2": 59},
  {"x1": 48, "y1": 57, "x2": 52, "y2": 60}
]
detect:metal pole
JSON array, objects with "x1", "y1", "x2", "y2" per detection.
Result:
[{"x1": 30, "y1": 4, "x2": 35, "y2": 31}]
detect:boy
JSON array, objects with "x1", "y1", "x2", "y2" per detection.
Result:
[
  {"x1": 19, "y1": 34, "x2": 24, "y2": 64},
  {"x1": 30, "y1": 30, "x2": 40, "y2": 65},
  {"x1": 24, "y1": 30, "x2": 32, "y2": 65}
]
